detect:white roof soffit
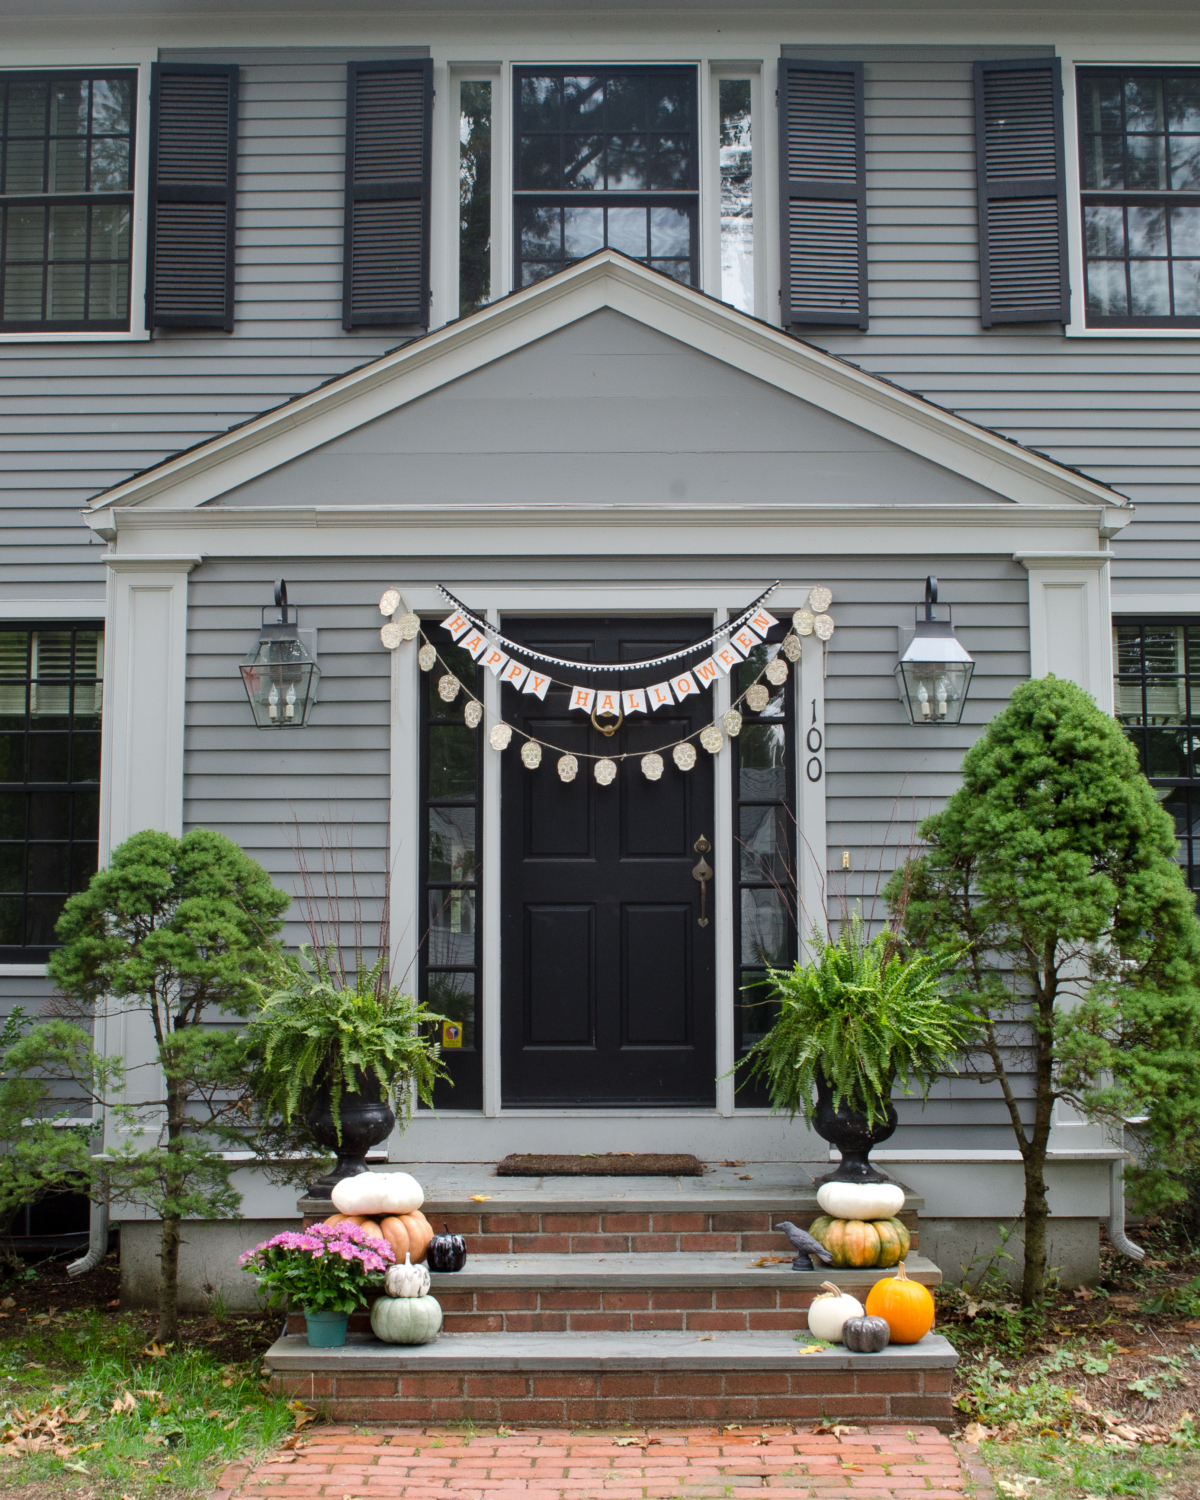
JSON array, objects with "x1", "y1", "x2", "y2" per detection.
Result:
[{"x1": 85, "y1": 250, "x2": 1131, "y2": 525}]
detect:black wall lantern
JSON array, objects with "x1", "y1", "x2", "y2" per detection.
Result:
[
  {"x1": 896, "y1": 577, "x2": 974, "y2": 725},
  {"x1": 239, "y1": 580, "x2": 320, "y2": 728}
]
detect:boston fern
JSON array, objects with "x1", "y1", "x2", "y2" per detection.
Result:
[
  {"x1": 245, "y1": 945, "x2": 449, "y2": 1141},
  {"x1": 737, "y1": 916, "x2": 974, "y2": 1127}
]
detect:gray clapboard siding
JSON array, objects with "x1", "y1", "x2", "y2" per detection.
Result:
[
  {"x1": 0, "y1": 61, "x2": 409, "y2": 600},
  {"x1": 792, "y1": 55, "x2": 1200, "y2": 589}
]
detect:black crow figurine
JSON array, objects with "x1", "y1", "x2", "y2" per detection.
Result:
[{"x1": 774, "y1": 1221, "x2": 834, "y2": 1272}]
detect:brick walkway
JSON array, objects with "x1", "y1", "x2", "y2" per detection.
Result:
[{"x1": 212, "y1": 1423, "x2": 989, "y2": 1499}]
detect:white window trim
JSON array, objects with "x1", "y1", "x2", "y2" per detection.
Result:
[
  {"x1": 1062, "y1": 49, "x2": 1200, "y2": 340},
  {"x1": 0, "y1": 52, "x2": 153, "y2": 343}
]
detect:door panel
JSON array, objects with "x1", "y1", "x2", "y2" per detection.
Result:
[{"x1": 501, "y1": 616, "x2": 716, "y2": 1106}]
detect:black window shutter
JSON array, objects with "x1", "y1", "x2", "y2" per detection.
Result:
[
  {"x1": 973, "y1": 58, "x2": 1069, "y2": 327},
  {"x1": 343, "y1": 60, "x2": 433, "y2": 330},
  {"x1": 777, "y1": 59, "x2": 867, "y2": 330},
  {"x1": 146, "y1": 63, "x2": 238, "y2": 332}
]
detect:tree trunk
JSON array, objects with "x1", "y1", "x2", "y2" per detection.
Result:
[
  {"x1": 1020, "y1": 981, "x2": 1057, "y2": 1306},
  {"x1": 155, "y1": 1075, "x2": 187, "y2": 1344}
]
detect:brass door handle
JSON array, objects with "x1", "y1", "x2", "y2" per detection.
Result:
[{"x1": 692, "y1": 835, "x2": 712, "y2": 927}]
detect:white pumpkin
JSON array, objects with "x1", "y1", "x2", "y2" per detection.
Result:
[
  {"x1": 371, "y1": 1293, "x2": 443, "y2": 1346},
  {"x1": 816, "y1": 1181, "x2": 904, "y2": 1222},
  {"x1": 807, "y1": 1281, "x2": 865, "y2": 1343},
  {"x1": 331, "y1": 1171, "x2": 424, "y2": 1217},
  {"x1": 384, "y1": 1253, "x2": 431, "y2": 1299}
]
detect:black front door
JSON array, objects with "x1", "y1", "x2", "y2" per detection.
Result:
[{"x1": 501, "y1": 617, "x2": 716, "y2": 1106}]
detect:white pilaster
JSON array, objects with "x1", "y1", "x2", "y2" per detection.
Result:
[
  {"x1": 1015, "y1": 551, "x2": 1115, "y2": 712},
  {"x1": 1016, "y1": 551, "x2": 1114, "y2": 1149},
  {"x1": 99, "y1": 553, "x2": 199, "y2": 1147}
]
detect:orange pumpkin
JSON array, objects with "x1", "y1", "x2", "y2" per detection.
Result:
[
  {"x1": 357, "y1": 1218, "x2": 385, "y2": 1240},
  {"x1": 323, "y1": 1213, "x2": 367, "y2": 1228},
  {"x1": 379, "y1": 1215, "x2": 410, "y2": 1261},
  {"x1": 400, "y1": 1212, "x2": 433, "y2": 1263},
  {"x1": 863, "y1": 1263, "x2": 935, "y2": 1344},
  {"x1": 808, "y1": 1216, "x2": 912, "y2": 1269}
]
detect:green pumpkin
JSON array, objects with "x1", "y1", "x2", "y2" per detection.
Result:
[
  {"x1": 807, "y1": 1214, "x2": 912, "y2": 1268},
  {"x1": 370, "y1": 1293, "x2": 443, "y2": 1345}
]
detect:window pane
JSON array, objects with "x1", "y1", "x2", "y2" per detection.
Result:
[
  {"x1": 563, "y1": 134, "x2": 603, "y2": 190},
  {"x1": 1145, "y1": 726, "x2": 1190, "y2": 778},
  {"x1": 563, "y1": 75, "x2": 603, "y2": 126},
  {"x1": 91, "y1": 78, "x2": 131, "y2": 136},
  {"x1": 519, "y1": 75, "x2": 560, "y2": 131},
  {"x1": 1173, "y1": 260, "x2": 1200, "y2": 316},
  {"x1": 458, "y1": 80, "x2": 492, "y2": 319},
  {"x1": 519, "y1": 204, "x2": 561, "y2": 259},
  {"x1": 1087, "y1": 260, "x2": 1128, "y2": 318},
  {"x1": 428, "y1": 971, "x2": 476, "y2": 1049},
  {"x1": 741, "y1": 888, "x2": 790, "y2": 968},
  {"x1": 71, "y1": 732, "x2": 100, "y2": 782},
  {"x1": 563, "y1": 204, "x2": 603, "y2": 257},
  {"x1": 0, "y1": 845, "x2": 22, "y2": 893},
  {"x1": 1125, "y1": 76, "x2": 1165, "y2": 132},
  {"x1": 1114, "y1": 678, "x2": 1144, "y2": 723},
  {"x1": 427, "y1": 887, "x2": 476, "y2": 966},
  {"x1": 25, "y1": 895, "x2": 65, "y2": 947},
  {"x1": 0, "y1": 897, "x2": 22, "y2": 945},
  {"x1": 0, "y1": 737, "x2": 22, "y2": 778},
  {"x1": 28, "y1": 734, "x2": 69, "y2": 781},
  {"x1": 604, "y1": 74, "x2": 644, "y2": 131},
  {"x1": 739, "y1": 804, "x2": 791, "y2": 883},
  {"x1": 650, "y1": 205, "x2": 690, "y2": 257},
  {"x1": 605, "y1": 136, "x2": 645, "y2": 190},
  {"x1": 28, "y1": 791, "x2": 70, "y2": 839},
  {"x1": 1170, "y1": 135, "x2": 1200, "y2": 192},
  {"x1": 1167, "y1": 76, "x2": 1200, "y2": 137},
  {"x1": 28, "y1": 843, "x2": 69, "y2": 892},
  {"x1": 1085, "y1": 204, "x2": 1125, "y2": 256},
  {"x1": 1128, "y1": 206, "x2": 1167, "y2": 256},
  {"x1": 1144, "y1": 624, "x2": 1185, "y2": 675},
  {"x1": 519, "y1": 133, "x2": 559, "y2": 189},
  {"x1": 428, "y1": 726, "x2": 477, "y2": 802},
  {"x1": 428, "y1": 805, "x2": 477, "y2": 882},
  {"x1": 1080, "y1": 134, "x2": 1124, "y2": 189},
  {"x1": 719, "y1": 79, "x2": 753, "y2": 314},
  {"x1": 739, "y1": 723, "x2": 787, "y2": 800},
  {"x1": 0, "y1": 794, "x2": 24, "y2": 839},
  {"x1": 607, "y1": 206, "x2": 646, "y2": 257},
  {"x1": 1130, "y1": 258, "x2": 1170, "y2": 316}
]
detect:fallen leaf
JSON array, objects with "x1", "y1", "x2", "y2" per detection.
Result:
[
  {"x1": 289, "y1": 1401, "x2": 316, "y2": 1430},
  {"x1": 111, "y1": 1391, "x2": 137, "y2": 1414},
  {"x1": 142, "y1": 1343, "x2": 170, "y2": 1358},
  {"x1": 796, "y1": 1344, "x2": 826, "y2": 1354},
  {"x1": 722, "y1": 1160, "x2": 745, "y2": 1167},
  {"x1": 738, "y1": 1174, "x2": 754, "y2": 1180},
  {"x1": 842, "y1": 1462, "x2": 865, "y2": 1471},
  {"x1": 497, "y1": 1425, "x2": 515, "y2": 1437},
  {"x1": 470, "y1": 1194, "x2": 493, "y2": 1202},
  {"x1": 613, "y1": 1436, "x2": 640, "y2": 1446},
  {"x1": 106, "y1": 1299, "x2": 120, "y2": 1309},
  {"x1": 812, "y1": 1422, "x2": 858, "y2": 1435},
  {"x1": 962, "y1": 1422, "x2": 999, "y2": 1443},
  {"x1": 696, "y1": 1335, "x2": 715, "y2": 1341},
  {"x1": 723, "y1": 1423, "x2": 744, "y2": 1431}
]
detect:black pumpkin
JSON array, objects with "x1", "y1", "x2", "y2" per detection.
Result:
[
  {"x1": 426, "y1": 1221, "x2": 467, "y2": 1273},
  {"x1": 841, "y1": 1314, "x2": 891, "y2": 1353}
]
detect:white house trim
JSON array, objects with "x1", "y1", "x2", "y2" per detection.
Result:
[
  {"x1": 1111, "y1": 593, "x2": 1200, "y2": 615},
  {"x1": 82, "y1": 253, "x2": 1133, "y2": 520},
  {"x1": 1016, "y1": 551, "x2": 1114, "y2": 712}
]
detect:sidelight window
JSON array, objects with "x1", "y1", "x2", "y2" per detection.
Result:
[
  {"x1": 418, "y1": 638, "x2": 483, "y2": 1108},
  {"x1": 732, "y1": 625, "x2": 797, "y2": 1105},
  {"x1": 0, "y1": 625, "x2": 103, "y2": 960},
  {"x1": 513, "y1": 66, "x2": 698, "y2": 288},
  {"x1": 0, "y1": 72, "x2": 135, "y2": 331}
]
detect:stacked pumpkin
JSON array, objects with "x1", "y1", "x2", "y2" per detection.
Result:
[
  {"x1": 324, "y1": 1171, "x2": 434, "y2": 1264},
  {"x1": 808, "y1": 1181, "x2": 911, "y2": 1269}
]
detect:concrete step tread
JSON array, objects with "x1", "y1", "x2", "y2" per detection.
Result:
[
  {"x1": 300, "y1": 1162, "x2": 924, "y2": 1216},
  {"x1": 428, "y1": 1251, "x2": 942, "y2": 1290},
  {"x1": 266, "y1": 1329, "x2": 957, "y2": 1373}
]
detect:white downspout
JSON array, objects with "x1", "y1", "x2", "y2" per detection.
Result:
[{"x1": 1108, "y1": 1155, "x2": 1145, "y2": 1262}]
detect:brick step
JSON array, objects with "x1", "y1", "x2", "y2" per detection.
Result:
[
  {"x1": 285, "y1": 1252, "x2": 942, "y2": 1337},
  {"x1": 266, "y1": 1328, "x2": 958, "y2": 1427},
  {"x1": 299, "y1": 1165, "x2": 922, "y2": 1257}
]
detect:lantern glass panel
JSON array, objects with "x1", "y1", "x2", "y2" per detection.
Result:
[
  {"x1": 239, "y1": 636, "x2": 319, "y2": 728},
  {"x1": 896, "y1": 657, "x2": 973, "y2": 725}
]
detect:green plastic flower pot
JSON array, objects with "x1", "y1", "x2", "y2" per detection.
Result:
[{"x1": 303, "y1": 1309, "x2": 349, "y2": 1347}]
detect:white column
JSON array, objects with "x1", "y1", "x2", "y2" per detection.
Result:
[
  {"x1": 796, "y1": 632, "x2": 828, "y2": 952},
  {"x1": 713, "y1": 615, "x2": 735, "y2": 1116},
  {"x1": 1016, "y1": 550, "x2": 1113, "y2": 1149},
  {"x1": 99, "y1": 554, "x2": 199, "y2": 1147},
  {"x1": 1015, "y1": 551, "x2": 1115, "y2": 712},
  {"x1": 480, "y1": 609, "x2": 502, "y2": 1116}
]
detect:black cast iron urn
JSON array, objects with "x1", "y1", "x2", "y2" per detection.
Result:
[
  {"x1": 305, "y1": 1072, "x2": 395, "y2": 1200},
  {"x1": 811, "y1": 1068, "x2": 898, "y2": 1185}
]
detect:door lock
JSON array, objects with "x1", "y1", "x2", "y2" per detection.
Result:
[{"x1": 692, "y1": 835, "x2": 713, "y2": 927}]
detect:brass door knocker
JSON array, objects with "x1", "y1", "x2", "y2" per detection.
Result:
[
  {"x1": 591, "y1": 701, "x2": 624, "y2": 737},
  {"x1": 692, "y1": 834, "x2": 713, "y2": 927}
]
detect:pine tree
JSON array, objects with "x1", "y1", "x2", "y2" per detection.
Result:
[{"x1": 887, "y1": 676, "x2": 1200, "y2": 1304}]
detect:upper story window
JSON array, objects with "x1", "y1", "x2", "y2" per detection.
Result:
[
  {"x1": 513, "y1": 66, "x2": 697, "y2": 289},
  {"x1": 0, "y1": 72, "x2": 135, "y2": 332},
  {"x1": 1079, "y1": 68, "x2": 1200, "y2": 328}
]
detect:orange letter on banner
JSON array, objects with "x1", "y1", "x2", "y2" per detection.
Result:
[
  {"x1": 693, "y1": 657, "x2": 719, "y2": 686},
  {"x1": 596, "y1": 691, "x2": 619, "y2": 716},
  {"x1": 461, "y1": 632, "x2": 488, "y2": 658},
  {"x1": 441, "y1": 612, "x2": 471, "y2": 638},
  {"x1": 745, "y1": 608, "x2": 780, "y2": 637},
  {"x1": 570, "y1": 686, "x2": 596, "y2": 713},
  {"x1": 672, "y1": 672, "x2": 698, "y2": 699},
  {"x1": 523, "y1": 672, "x2": 550, "y2": 699},
  {"x1": 648, "y1": 682, "x2": 675, "y2": 710},
  {"x1": 731, "y1": 628, "x2": 758, "y2": 655}
]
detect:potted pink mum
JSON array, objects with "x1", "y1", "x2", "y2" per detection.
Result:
[{"x1": 240, "y1": 1220, "x2": 394, "y2": 1346}]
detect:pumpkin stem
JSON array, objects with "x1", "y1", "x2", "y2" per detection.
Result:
[
  {"x1": 819, "y1": 1281, "x2": 842, "y2": 1296},
  {"x1": 894, "y1": 1262, "x2": 908, "y2": 1280},
  {"x1": 404, "y1": 1253, "x2": 413, "y2": 1266}
]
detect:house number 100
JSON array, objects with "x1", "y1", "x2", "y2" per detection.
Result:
[{"x1": 806, "y1": 699, "x2": 823, "y2": 782}]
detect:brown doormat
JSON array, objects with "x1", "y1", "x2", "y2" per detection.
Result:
[{"x1": 496, "y1": 1152, "x2": 705, "y2": 1177}]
